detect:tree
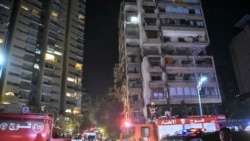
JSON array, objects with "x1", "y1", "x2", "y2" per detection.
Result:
[
  {"x1": 89, "y1": 95, "x2": 123, "y2": 139},
  {"x1": 56, "y1": 114, "x2": 81, "y2": 134}
]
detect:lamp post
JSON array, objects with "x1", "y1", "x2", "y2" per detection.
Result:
[{"x1": 197, "y1": 77, "x2": 207, "y2": 116}]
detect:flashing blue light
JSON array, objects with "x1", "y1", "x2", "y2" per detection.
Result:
[{"x1": 182, "y1": 129, "x2": 187, "y2": 132}]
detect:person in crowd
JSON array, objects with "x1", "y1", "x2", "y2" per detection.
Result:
[{"x1": 219, "y1": 127, "x2": 232, "y2": 141}]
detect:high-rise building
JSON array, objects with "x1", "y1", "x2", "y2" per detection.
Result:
[
  {"x1": 0, "y1": 0, "x2": 86, "y2": 116},
  {"x1": 114, "y1": 0, "x2": 221, "y2": 124},
  {"x1": 230, "y1": 14, "x2": 250, "y2": 96}
]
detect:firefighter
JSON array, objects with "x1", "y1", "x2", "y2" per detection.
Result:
[{"x1": 148, "y1": 102, "x2": 157, "y2": 122}]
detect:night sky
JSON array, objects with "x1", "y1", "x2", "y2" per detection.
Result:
[{"x1": 83, "y1": 0, "x2": 250, "y2": 97}]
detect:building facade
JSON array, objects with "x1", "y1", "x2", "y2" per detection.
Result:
[
  {"x1": 230, "y1": 14, "x2": 250, "y2": 96},
  {"x1": 115, "y1": 0, "x2": 221, "y2": 124},
  {"x1": 0, "y1": 0, "x2": 86, "y2": 116}
]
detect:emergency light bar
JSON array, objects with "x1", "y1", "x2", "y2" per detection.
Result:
[{"x1": 181, "y1": 128, "x2": 206, "y2": 134}]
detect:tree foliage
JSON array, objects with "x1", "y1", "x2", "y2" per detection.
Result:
[
  {"x1": 88, "y1": 95, "x2": 123, "y2": 139},
  {"x1": 57, "y1": 114, "x2": 81, "y2": 134}
]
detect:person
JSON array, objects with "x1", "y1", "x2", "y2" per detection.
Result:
[{"x1": 219, "y1": 127, "x2": 232, "y2": 141}]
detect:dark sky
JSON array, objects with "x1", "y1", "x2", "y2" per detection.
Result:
[
  {"x1": 83, "y1": 0, "x2": 121, "y2": 97},
  {"x1": 83, "y1": 0, "x2": 250, "y2": 97}
]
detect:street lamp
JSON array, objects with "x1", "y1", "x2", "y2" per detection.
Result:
[{"x1": 197, "y1": 76, "x2": 207, "y2": 116}]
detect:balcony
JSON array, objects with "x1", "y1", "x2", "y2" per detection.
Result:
[
  {"x1": 20, "y1": 73, "x2": 32, "y2": 81},
  {"x1": 144, "y1": 30, "x2": 162, "y2": 44},
  {"x1": 169, "y1": 95, "x2": 221, "y2": 105},
  {"x1": 127, "y1": 72, "x2": 141, "y2": 79},
  {"x1": 126, "y1": 43, "x2": 140, "y2": 52},
  {"x1": 149, "y1": 80, "x2": 165, "y2": 88},
  {"x1": 150, "y1": 97, "x2": 168, "y2": 105},
  {"x1": 148, "y1": 66, "x2": 163, "y2": 72},
  {"x1": 22, "y1": 64, "x2": 33, "y2": 72},
  {"x1": 23, "y1": 54, "x2": 35, "y2": 64},
  {"x1": 129, "y1": 100, "x2": 144, "y2": 108},
  {"x1": 143, "y1": 0, "x2": 157, "y2": 6},
  {"x1": 19, "y1": 81, "x2": 31, "y2": 90}
]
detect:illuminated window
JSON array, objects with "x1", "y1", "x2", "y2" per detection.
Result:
[
  {"x1": 73, "y1": 109, "x2": 80, "y2": 114},
  {"x1": 76, "y1": 78, "x2": 82, "y2": 84},
  {"x1": 36, "y1": 49, "x2": 41, "y2": 54},
  {"x1": 32, "y1": 9, "x2": 40, "y2": 16},
  {"x1": 75, "y1": 63, "x2": 83, "y2": 71},
  {"x1": 66, "y1": 92, "x2": 76, "y2": 97},
  {"x1": 65, "y1": 109, "x2": 72, "y2": 113},
  {"x1": 34, "y1": 63, "x2": 39, "y2": 69},
  {"x1": 21, "y1": 5, "x2": 29, "y2": 11},
  {"x1": 5, "y1": 92, "x2": 15, "y2": 96},
  {"x1": 78, "y1": 14, "x2": 85, "y2": 21},
  {"x1": 67, "y1": 77, "x2": 75, "y2": 82},
  {"x1": 0, "y1": 38, "x2": 3, "y2": 44},
  {"x1": 51, "y1": 11, "x2": 59, "y2": 19},
  {"x1": 130, "y1": 16, "x2": 138, "y2": 22},
  {"x1": 54, "y1": 50, "x2": 63, "y2": 56},
  {"x1": 45, "y1": 53, "x2": 55, "y2": 61}
]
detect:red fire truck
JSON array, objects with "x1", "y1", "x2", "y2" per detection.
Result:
[
  {"x1": 120, "y1": 116, "x2": 220, "y2": 141},
  {"x1": 0, "y1": 112, "x2": 71, "y2": 141}
]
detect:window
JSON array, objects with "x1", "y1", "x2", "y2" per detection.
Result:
[
  {"x1": 51, "y1": 11, "x2": 59, "y2": 19},
  {"x1": 165, "y1": 6, "x2": 172, "y2": 13},
  {"x1": 196, "y1": 21, "x2": 204, "y2": 27},
  {"x1": 9, "y1": 72, "x2": 20, "y2": 77},
  {"x1": 76, "y1": 63, "x2": 83, "y2": 71},
  {"x1": 177, "y1": 7, "x2": 183, "y2": 13},
  {"x1": 45, "y1": 53, "x2": 55, "y2": 61},
  {"x1": 67, "y1": 77, "x2": 75, "y2": 82},
  {"x1": 172, "y1": 7, "x2": 177, "y2": 13},
  {"x1": 26, "y1": 37, "x2": 37, "y2": 46},
  {"x1": 195, "y1": 9, "x2": 201, "y2": 15},
  {"x1": 32, "y1": 9, "x2": 40, "y2": 16},
  {"x1": 177, "y1": 87, "x2": 183, "y2": 95},
  {"x1": 143, "y1": 6, "x2": 155, "y2": 13},
  {"x1": 132, "y1": 109, "x2": 141, "y2": 117},
  {"x1": 169, "y1": 87, "x2": 176, "y2": 96},
  {"x1": 183, "y1": 7, "x2": 189, "y2": 13},
  {"x1": 191, "y1": 87, "x2": 197, "y2": 95},
  {"x1": 145, "y1": 30, "x2": 158, "y2": 38},
  {"x1": 52, "y1": 4, "x2": 60, "y2": 12},
  {"x1": 148, "y1": 57, "x2": 161, "y2": 66},
  {"x1": 141, "y1": 127, "x2": 150, "y2": 137},
  {"x1": 78, "y1": 14, "x2": 85, "y2": 21},
  {"x1": 21, "y1": 5, "x2": 29, "y2": 11},
  {"x1": 150, "y1": 72, "x2": 162, "y2": 81},
  {"x1": 29, "y1": 22, "x2": 39, "y2": 30},
  {"x1": 30, "y1": 15, "x2": 40, "y2": 23},
  {"x1": 152, "y1": 88, "x2": 164, "y2": 99},
  {"x1": 28, "y1": 30, "x2": 37, "y2": 36},
  {"x1": 7, "y1": 81, "x2": 19, "y2": 87},
  {"x1": 184, "y1": 87, "x2": 191, "y2": 95},
  {"x1": 131, "y1": 95, "x2": 139, "y2": 101},
  {"x1": 189, "y1": 9, "x2": 195, "y2": 14}
]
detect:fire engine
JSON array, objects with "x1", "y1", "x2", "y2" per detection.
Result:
[
  {"x1": 0, "y1": 105, "x2": 70, "y2": 141},
  {"x1": 120, "y1": 115, "x2": 220, "y2": 141}
]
